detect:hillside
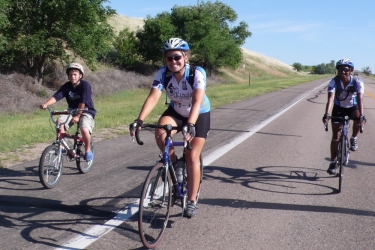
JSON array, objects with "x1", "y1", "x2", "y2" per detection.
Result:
[
  {"x1": 0, "y1": 15, "x2": 297, "y2": 114},
  {"x1": 108, "y1": 15, "x2": 296, "y2": 78},
  {"x1": 0, "y1": 15, "x2": 304, "y2": 168},
  {"x1": 108, "y1": 14, "x2": 144, "y2": 34}
]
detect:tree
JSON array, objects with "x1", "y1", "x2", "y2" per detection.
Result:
[
  {"x1": 134, "y1": 1, "x2": 252, "y2": 74},
  {"x1": 136, "y1": 12, "x2": 176, "y2": 65},
  {"x1": 0, "y1": 0, "x2": 116, "y2": 79},
  {"x1": 362, "y1": 66, "x2": 372, "y2": 76},
  {"x1": 312, "y1": 60, "x2": 336, "y2": 75},
  {"x1": 113, "y1": 28, "x2": 140, "y2": 68},
  {"x1": 292, "y1": 62, "x2": 302, "y2": 71}
]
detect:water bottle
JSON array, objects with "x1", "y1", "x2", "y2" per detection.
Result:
[{"x1": 175, "y1": 159, "x2": 185, "y2": 183}]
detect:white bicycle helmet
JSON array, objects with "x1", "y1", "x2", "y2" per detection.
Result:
[
  {"x1": 336, "y1": 59, "x2": 354, "y2": 70},
  {"x1": 66, "y1": 62, "x2": 84, "y2": 75},
  {"x1": 162, "y1": 38, "x2": 189, "y2": 53}
]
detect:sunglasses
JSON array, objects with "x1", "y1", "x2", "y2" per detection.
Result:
[
  {"x1": 166, "y1": 55, "x2": 183, "y2": 62},
  {"x1": 339, "y1": 67, "x2": 350, "y2": 73}
]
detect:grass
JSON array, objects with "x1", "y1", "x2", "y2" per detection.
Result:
[
  {"x1": 207, "y1": 74, "x2": 324, "y2": 107},
  {"x1": 0, "y1": 73, "x2": 327, "y2": 158}
]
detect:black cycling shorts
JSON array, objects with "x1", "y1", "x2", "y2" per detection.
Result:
[
  {"x1": 160, "y1": 107, "x2": 210, "y2": 139},
  {"x1": 331, "y1": 104, "x2": 358, "y2": 122}
]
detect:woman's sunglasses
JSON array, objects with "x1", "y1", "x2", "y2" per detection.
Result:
[{"x1": 166, "y1": 55, "x2": 183, "y2": 62}]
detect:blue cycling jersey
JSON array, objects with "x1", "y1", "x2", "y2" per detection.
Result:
[
  {"x1": 327, "y1": 75, "x2": 364, "y2": 108},
  {"x1": 152, "y1": 64, "x2": 211, "y2": 117}
]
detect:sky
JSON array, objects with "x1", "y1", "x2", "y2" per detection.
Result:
[{"x1": 106, "y1": 0, "x2": 375, "y2": 71}]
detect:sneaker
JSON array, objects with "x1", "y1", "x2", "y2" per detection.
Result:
[
  {"x1": 85, "y1": 151, "x2": 93, "y2": 161},
  {"x1": 327, "y1": 162, "x2": 337, "y2": 175},
  {"x1": 61, "y1": 149, "x2": 67, "y2": 154},
  {"x1": 350, "y1": 138, "x2": 358, "y2": 151},
  {"x1": 184, "y1": 200, "x2": 197, "y2": 218}
]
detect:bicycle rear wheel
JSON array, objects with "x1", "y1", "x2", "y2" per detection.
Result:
[
  {"x1": 138, "y1": 163, "x2": 172, "y2": 249},
  {"x1": 38, "y1": 144, "x2": 63, "y2": 189},
  {"x1": 76, "y1": 141, "x2": 94, "y2": 174},
  {"x1": 337, "y1": 136, "x2": 347, "y2": 193}
]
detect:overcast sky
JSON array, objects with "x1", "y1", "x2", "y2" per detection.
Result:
[{"x1": 107, "y1": 0, "x2": 375, "y2": 71}]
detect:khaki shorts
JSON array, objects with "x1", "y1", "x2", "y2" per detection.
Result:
[{"x1": 58, "y1": 113, "x2": 95, "y2": 134}]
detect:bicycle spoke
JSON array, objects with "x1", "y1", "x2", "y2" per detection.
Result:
[
  {"x1": 138, "y1": 163, "x2": 171, "y2": 249},
  {"x1": 38, "y1": 144, "x2": 63, "y2": 189}
]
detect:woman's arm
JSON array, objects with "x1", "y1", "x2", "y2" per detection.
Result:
[
  {"x1": 138, "y1": 88, "x2": 162, "y2": 121},
  {"x1": 187, "y1": 88, "x2": 205, "y2": 125}
]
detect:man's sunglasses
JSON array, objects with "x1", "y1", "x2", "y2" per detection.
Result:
[
  {"x1": 339, "y1": 67, "x2": 350, "y2": 73},
  {"x1": 166, "y1": 55, "x2": 183, "y2": 62}
]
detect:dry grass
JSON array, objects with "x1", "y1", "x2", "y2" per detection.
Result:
[
  {"x1": 107, "y1": 14, "x2": 144, "y2": 34},
  {"x1": 0, "y1": 73, "x2": 55, "y2": 113},
  {"x1": 0, "y1": 68, "x2": 155, "y2": 114}
]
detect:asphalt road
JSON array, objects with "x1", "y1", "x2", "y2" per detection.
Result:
[{"x1": 2, "y1": 75, "x2": 375, "y2": 250}]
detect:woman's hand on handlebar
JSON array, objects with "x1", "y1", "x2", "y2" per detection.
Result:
[
  {"x1": 129, "y1": 119, "x2": 143, "y2": 137},
  {"x1": 322, "y1": 113, "x2": 330, "y2": 124},
  {"x1": 182, "y1": 123, "x2": 196, "y2": 142}
]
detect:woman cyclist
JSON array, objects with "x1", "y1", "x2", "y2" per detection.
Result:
[
  {"x1": 130, "y1": 38, "x2": 210, "y2": 218},
  {"x1": 322, "y1": 59, "x2": 365, "y2": 175}
]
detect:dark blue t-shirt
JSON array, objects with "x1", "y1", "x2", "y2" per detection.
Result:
[{"x1": 53, "y1": 80, "x2": 96, "y2": 118}]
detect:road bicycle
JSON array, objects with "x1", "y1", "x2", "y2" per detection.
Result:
[
  {"x1": 38, "y1": 107, "x2": 94, "y2": 189},
  {"x1": 324, "y1": 115, "x2": 364, "y2": 193},
  {"x1": 132, "y1": 123, "x2": 203, "y2": 249}
]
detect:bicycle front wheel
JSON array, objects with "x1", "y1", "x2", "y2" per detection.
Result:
[
  {"x1": 337, "y1": 136, "x2": 347, "y2": 193},
  {"x1": 38, "y1": 144, "x2": 63, "y2": 189},
  {"x1": 76, "y1": 141, "x2": 94, "y2": 174},
  {"x1": 138, "y1": 163, "x2": 172, "y2": 249},
  {"x1": 196, "y1": 154, "x2": 204, "y2": 203}
]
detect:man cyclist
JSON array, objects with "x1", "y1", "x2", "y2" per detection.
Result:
[
  {"x1": 322, "y1": 59, "x2": 365, "y2": 175},
  {"x1": 40, "y1": 63, "x2": 96, "y2": 161},
  {"x1": 129, "y1": 38, "x2": 211, "y2": 218}
]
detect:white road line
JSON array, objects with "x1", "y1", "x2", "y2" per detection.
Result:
[
  {"x1": 204, "y1": 81, "x2": 328, "y2": 165},
  {"x1": 57, "y1": 81, "x2": 328, "y2": 249},
  {"x1": 55, "y1": 203, "x2": 139, "y2": 250}
]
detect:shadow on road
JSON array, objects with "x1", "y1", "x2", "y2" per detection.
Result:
[
  {"x1": 200, "y1": 197, "x2": 375, "y2": 217},
  {"x1": 203, "y1": 165, "x2": 338, "y2": 195}
]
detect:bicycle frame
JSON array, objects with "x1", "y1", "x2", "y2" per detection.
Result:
[
  {"x1": 38, "y1": 107, "x2": 94, "y2": 189},
  {"x1": 135, "y1": 123, "x2": 189, "y2": 200},
  {"x1": 325, "y1": 115, "x2": 350, "y2": 193},
  {"x1": 163, "y1": 135, "x2": 188, "y2": 201},
  {"x1": 135, "y1": 123, "x2": 203, "y2": 249},
  {"x1": 48, "y1": 107, "x2": 86, "y2": 159}
]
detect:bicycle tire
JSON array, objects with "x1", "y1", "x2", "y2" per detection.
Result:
[
  {"x1": 337, "y1": 135, "x2": 346, "y2": 193},
  {"x1": 38, "y1": 144, "x2": 63, "y2": 189},
  {"x1": 138, "y1": 162, "x2": 172, "y2": 249},
  {"x1": 76, "y1": 141, "x2": 94, "y2": 174},
  {"x1": 196, "y1": 154, "x2": 204, "y2": 203}
]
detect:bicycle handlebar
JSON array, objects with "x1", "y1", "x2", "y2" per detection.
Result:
[
  {"x1": 133, "y1": 123, "x2": 192, "y2": 150},
  {"x1": 46, "y1": 107, "x2": 88, "y2": 125},
  {"x1": 324, "y1": 115, "x2": 364, "y2": 133}
]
